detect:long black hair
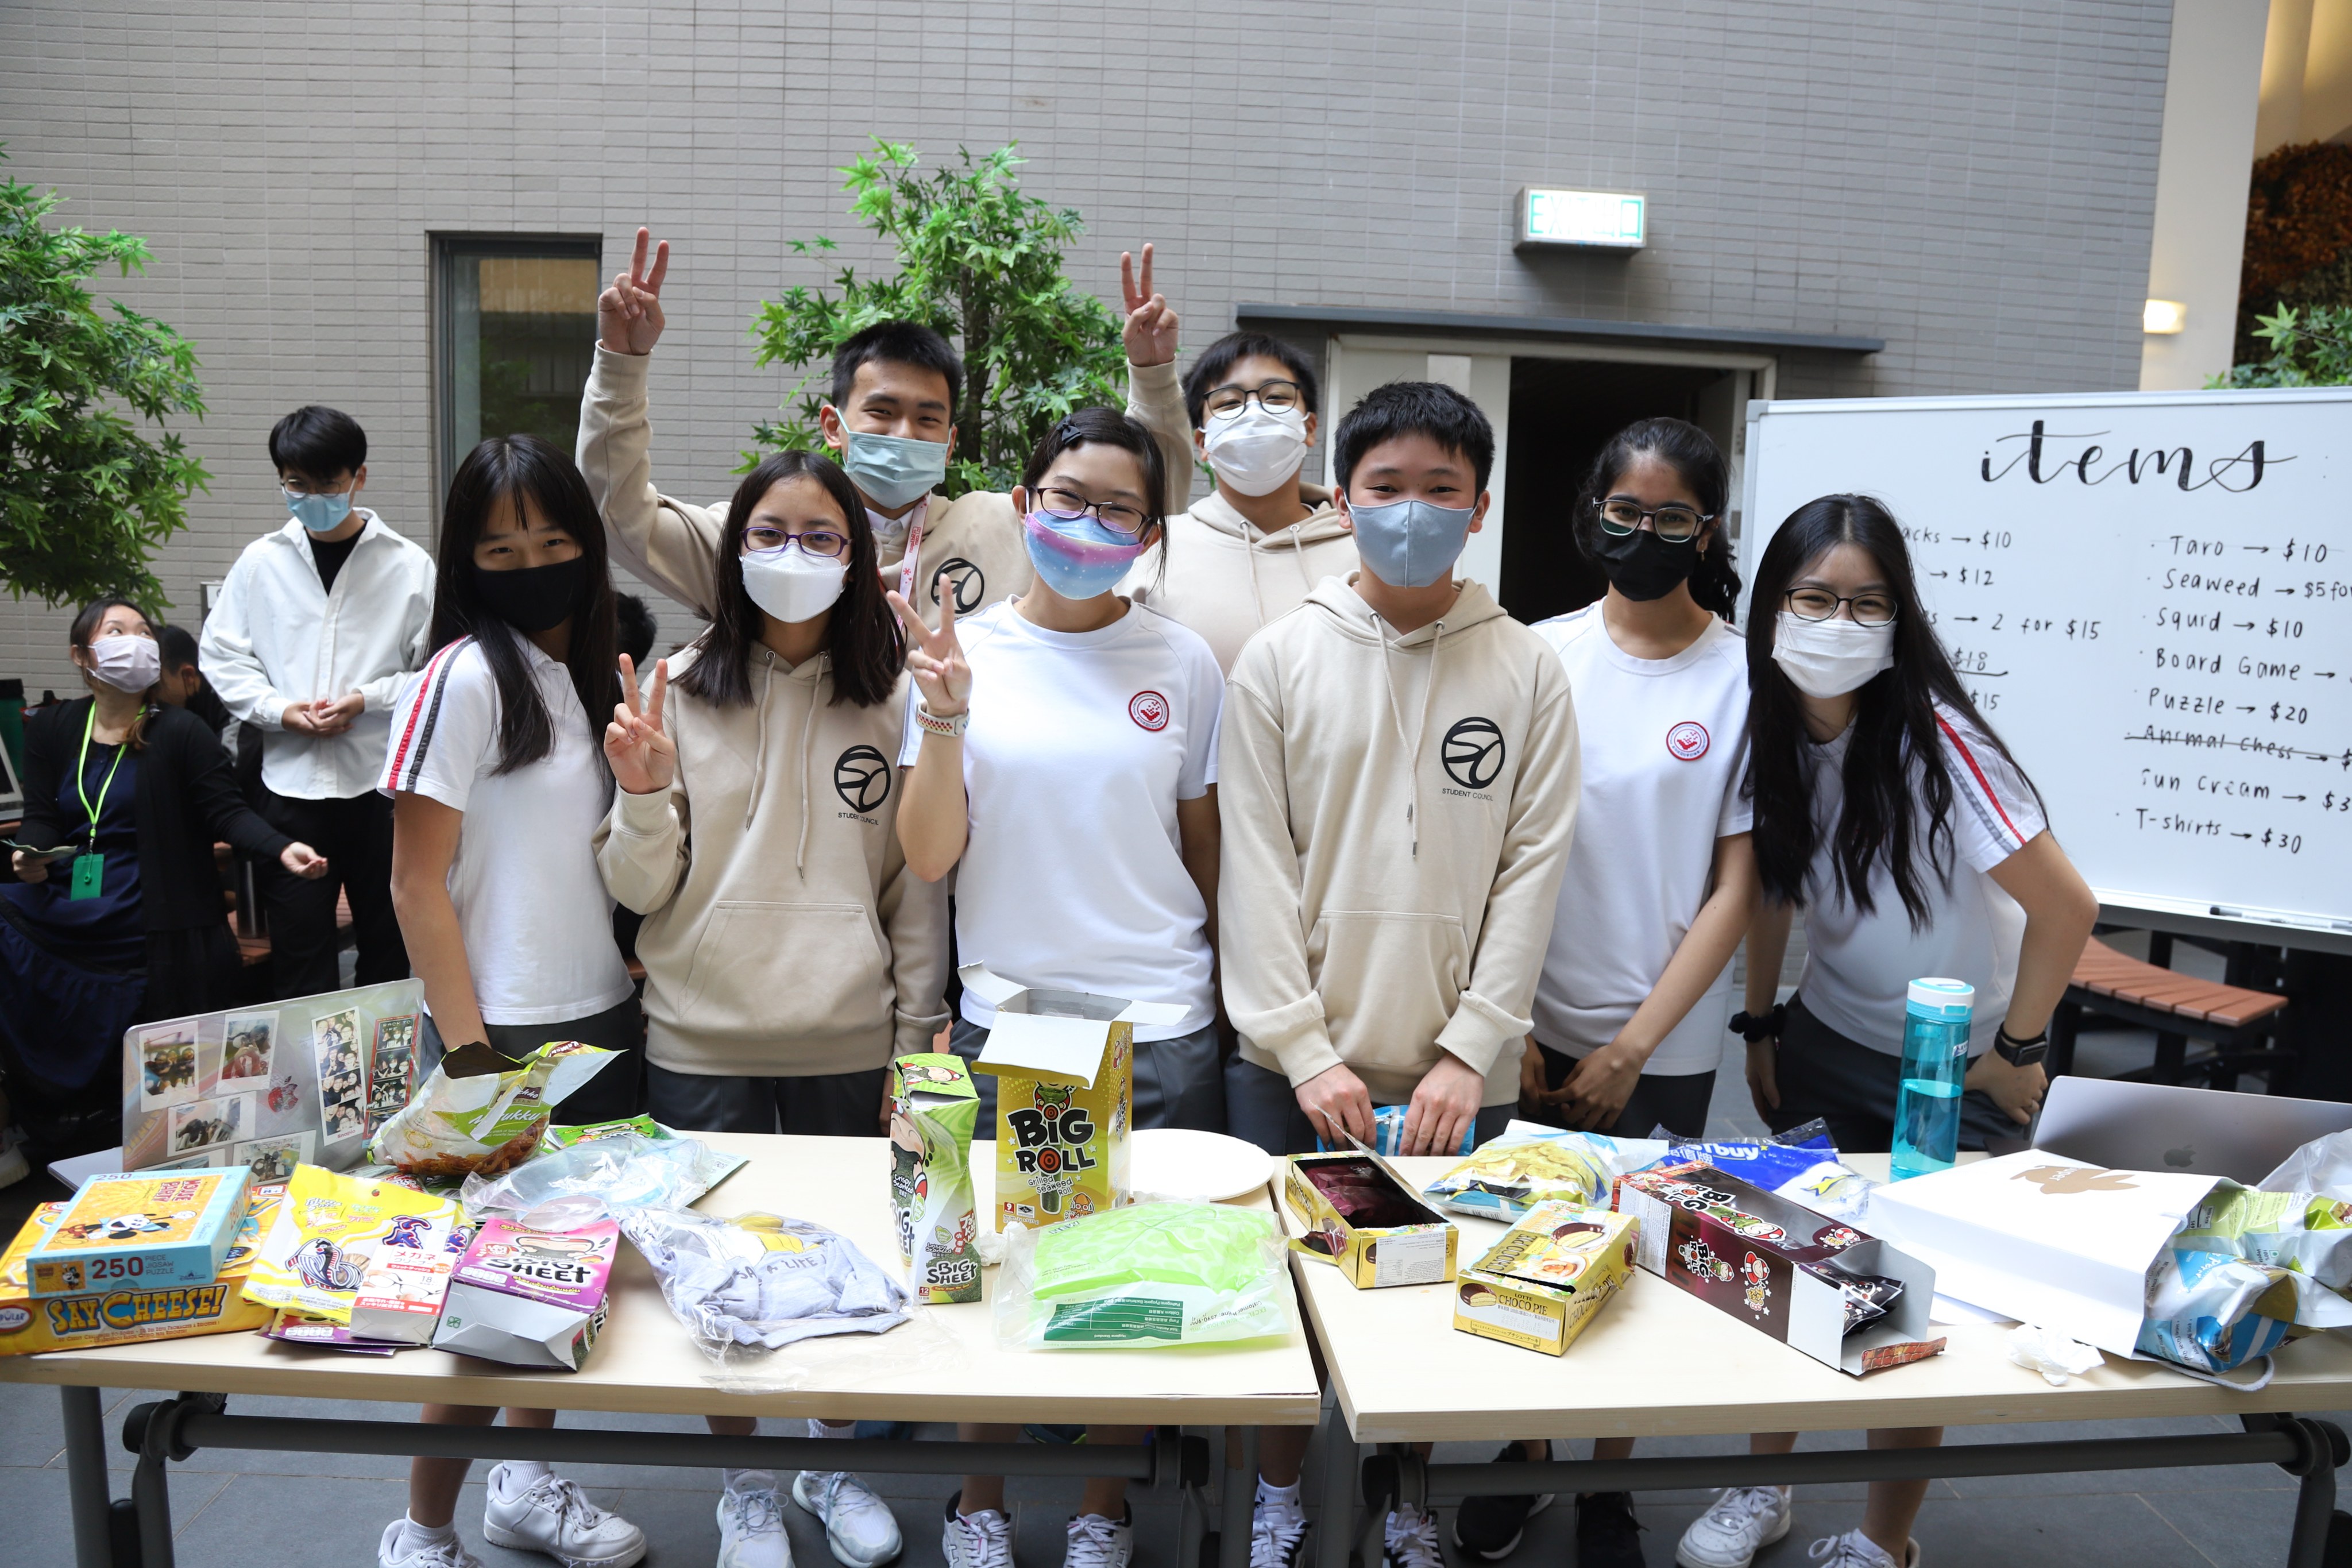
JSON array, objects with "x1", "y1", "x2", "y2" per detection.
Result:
[
  {"x1": 1746, "y1": 493, "x2": 2036, "y2": 926},
  {"x1": 1019, "y1": 407, "x2": 1171, "y2": 581},
  {"x1": 673, "y1": 449, "x2": 903, "y2": 710},
  {"x1": 1572, "y1": 416, "x2": 1741, "y2": 621},
  {"x1": 428, "y1": 435, "x2": 619, "y2": 777}
]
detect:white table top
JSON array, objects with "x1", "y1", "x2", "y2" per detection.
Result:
[
  {"x1": 1286, "y1": 1152, "x2": 2352, "y2": 1445},
  {"x1": 0, "y1": 1134, "x2": 1324, "y2": 1426}
]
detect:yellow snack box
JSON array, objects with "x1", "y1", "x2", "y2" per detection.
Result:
[
  {"x1": 1284, "y1": 1146, "x2": 1458, "y2": 1289},
  {"x1": 1453, "y1": 1202, "x2": 1639, "y2": 1355},
  {"x1": 0, "y1": 1182, "x2": 284, "y2": 1358},
  {"x1": 240, "y1": 1163, "x2": 463, "y2": 1324}
]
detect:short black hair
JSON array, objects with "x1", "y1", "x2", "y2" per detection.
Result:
[
  {"x1": 268, "y1": 405, "x2": 368, "y2": 480},
  {"x1": 156, "y1": 623, "x2": 201, "y2": 675},
  {"x1": 1180, "y1": 331, "x2": 1320, "y2": 430},
  {"x1": 613, "y1": 593, "x2": 657, "y2": 668},
  {"x1": 1331, "y1": 381, "x2": 1496, "y2": 493},
  {"x1": 830, "y1": 322, "x2": 963, "y2": 418}
]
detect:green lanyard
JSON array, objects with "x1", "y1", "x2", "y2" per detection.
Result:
[{"x1": 68, "y1": 702, "x2": 140, "y2": 900}]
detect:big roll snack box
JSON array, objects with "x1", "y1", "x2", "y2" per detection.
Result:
[
  {"x1": 960, "y1": 964, "x2": 1186, "y2": 1231},
  {"x1": 1453, "y1": 1202, "x2": 1639, "y2": 1355},
  {"x1": 1613, "y1": 1161, "x2": 1944, "y2": 1376},
  {"x1": 1285, "y1": 1133, "x2": 1459, "y2": 1289},
  {"x1": 0, "y1": 1179, "x2": 283, "y2": 1358},
  {"x1": 23, "y1": 1168, "x2": 254, "y2": 1297}
]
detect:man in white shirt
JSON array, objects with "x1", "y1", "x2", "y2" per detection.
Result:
[{"x1": 199, "y1": 405, "x2": 435, "y2": 998}]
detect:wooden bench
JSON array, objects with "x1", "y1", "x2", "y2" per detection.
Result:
[{"x1": 2049, "y1": 934, "x2": 2293, "y2": 1091}]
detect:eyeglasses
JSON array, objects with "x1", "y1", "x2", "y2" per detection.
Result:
[
  {"x1": 743, "y1": 527, "x2": 851, "y2": 559},
  {"x1": 1784, "y1": 588, "x2": 1900, "y2": 626},
  {"x1": 1596, "y1": 497, "x2": 1712, "y2": 543},
  {"x1": 280, "y1": 480, "x2": 354, "y2": 500},
  {"x1": 1202, "y1": 380, "x2": 1304, "y2": 420},
  {"x1": 1037, "y1": 485, "x2": 1150, "y2": 540}
]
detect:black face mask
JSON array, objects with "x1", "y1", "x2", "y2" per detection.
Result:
[
  {"x1": 474, "y1": 557, "x2": 586, "y2": 634},
  {"x1": 1591, "y1": 526, "x2": 1699, "y2": 602}
]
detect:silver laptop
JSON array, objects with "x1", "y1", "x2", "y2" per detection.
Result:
[{"x1": 2028, "y1": 1076, "x2": 2352, "y2": 1185}]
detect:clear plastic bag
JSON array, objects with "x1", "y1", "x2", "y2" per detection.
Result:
[
  {"x1": 2259, "y1": 1130, "x2": 2352, "y2": 1195},
  {"x1": 993, "y1": 1201, "x2": 1289, "y2": 1350},
  {"x1": 457, "y1": 1133, "x2": 745, "y2": 1230},
  {"x1": 617, "y1": 1208, "x2": 910, "y2": 1362}
]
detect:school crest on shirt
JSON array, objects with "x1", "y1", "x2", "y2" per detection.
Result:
[
  {"x1": 1129, "y1": 690, "x2": 1170, "y2": 732},
  {"x1": 1666, "y1": 721, "x2": 1711, "y2": 762}
]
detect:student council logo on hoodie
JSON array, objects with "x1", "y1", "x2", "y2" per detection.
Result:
[
  {"x1": 1441, "y1": 717, "x2": 1506, "y2": 791},
  {"x1": 929, "y1": 558, "x2": 985, "y2": 614},
  {"x1": 834, "y1": 746, "x2": 893, "y2": 817}
]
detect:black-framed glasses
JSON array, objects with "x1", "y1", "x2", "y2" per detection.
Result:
[
  {"x1": 1596, "y1": 497, "x2": 1712, "y2": 543},
  {"x1": 1037, "y1": 485, "x2": 1149, "y2": 539},
  {"x1": 744, "y1": 527, "x2": 851, "y2": 559},
  {"x1": 1784, "y1": 587, "x2": 1899, "y2": 626},
  {"x1": 1202, "y1": 379, "x2": 1304, "y2": 420}
]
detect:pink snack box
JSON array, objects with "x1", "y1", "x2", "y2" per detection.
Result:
[{"x1": 431, "y1": 1216, "x2": 616, "y2": 1371}]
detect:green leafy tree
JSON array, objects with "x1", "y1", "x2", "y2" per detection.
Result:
[
  {"x1": 2210, "y1": 303, "x2": 2352, "y2": 388},
  {"x1": 0, "y1": 147, "x2": 209, "y2": 612},
  {"x1": 748, "y1": 141, "x2": 1125, "y2": 494}
]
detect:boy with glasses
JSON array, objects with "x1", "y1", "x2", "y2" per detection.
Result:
[
  {"x1": 1120, "y1": 331, "x2": 1359, "y2": 672},
  {"x1": 199, "y1": 405, "x2": 433, "y2": 997}
]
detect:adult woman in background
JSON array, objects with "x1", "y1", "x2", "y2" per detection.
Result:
[{"x1": 1, "y1": 600, "x2": 323, "y2": 1163}]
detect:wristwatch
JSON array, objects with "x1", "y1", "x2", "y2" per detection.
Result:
[
  {"x1": 915, "y1": 704, "x2": 970, "y2": 739},
  {"x1": 1994, "y1": 1026, "x2": 2048, "y2": 1068}
]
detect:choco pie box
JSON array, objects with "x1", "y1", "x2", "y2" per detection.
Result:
[
  {"x1": 1454, "y1": 1202, "x2": 1639, "y2": 1355},
  {"x1": 1284, "y1": 1135, "x2": 1458, "y2": 1289},
  {"x1": 1613, "y1": 1162, "x2": 1942, "y2": 1376},
  {"x1": 434, "y1": 1216, "x2": 618, "y2": 1370},
  {"x1": 959, "y1": 963, "x2": 1187, "y2": 1231}
]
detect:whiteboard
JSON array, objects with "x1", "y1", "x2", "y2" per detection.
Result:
[{"x1": 1741, "y1": 388, "x2": 2352, "y2": 943}]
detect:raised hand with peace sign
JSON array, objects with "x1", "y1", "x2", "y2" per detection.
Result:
[
  {"x1": 885, "y1": 579, "x2": 973, "y2": 718},
  {"x1": 598, "y1": 226, "x2": 670, "y2": 357},
  {"x1": 1119, "y1": 244, "x2": 1180, "y2": 369},
  {"x1": 605, "y1": 654, "x2": 677, "y2": 795}
]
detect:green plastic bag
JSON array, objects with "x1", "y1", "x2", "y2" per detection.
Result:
[{"x1": 994, "y1": 1202, "x2": 1288, "y2": 1350}]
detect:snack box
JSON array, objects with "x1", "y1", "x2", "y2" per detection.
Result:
[
  {"x1": 889, "y1": 1052, "x2": 983, "y2": 1303},
  {"x1": 241, "y1": 1163, "x2": 463, "y2": 1328},
  {"x1": 1453, "y1": 1202, "x2": 1639, "y2": 1355},
  {"x1": 1613, "y1": 1162, "x2": 1943, "y2": 1376},
  {"x1": 1284, "y1": 1137, "x2": 1458, "y2": 1289},
  {"x1": 264, "y1": 1307, "x2": 405, "y2": 1356},
  {"x1": 25, "y1": 1168, "x2": 254, "y2": 1297},
  {"x1": 0, "y1": 1181, "x2": 282, "y2": 1358},
  {"x1": 433, "y1": 1216, "x2": 617, "y2": 1371}
]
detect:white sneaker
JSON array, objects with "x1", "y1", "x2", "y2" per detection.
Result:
[
  {"x1": 1064, "y1": 1510, "x2": 1133, "y2": 1568},
  {"x1": 481, "y1": 1466, "x2": 647, "y2": 1568},
  {"x1": 1675, "y1": 1486, "x2": 1793, "y2": 1568},
  {"x1": 1807, "y1": 1529, "x2": 1920, "y2": 1568},
  {"x1": 793, "y1": 1469, "x2": 903, "y2": 1567},
  {"x1": 942, "y1": 1501, "x2": 1015, "y2": 1568},
  {"x1": 379, "y1": 1519, "x2": 483, "y2": 1568},
  {"x1": 720, "y1": 1473, "x2": 795, "y2": 1568},
  {"x1": 1250, "y1": 1495, "x2": 1312, "y2": 1568},
  {"x1": 1382, "y1": 1505, "x2": 1445, "y2": 1568}
]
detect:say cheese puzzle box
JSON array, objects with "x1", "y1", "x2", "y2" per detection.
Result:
[
  {"x1": 961, "y1": 964, "x2": 1185, "y2": 1231},
  {"x1": 25, "y1": 1168, "x2": 253, "y2": 1296},
  {"x1": 1, "y1": 1180, "x2": 282, "y2": 1357},
  {"x1": 1454, "y1": 1202, "x2": 1639, "y2": 1355}
]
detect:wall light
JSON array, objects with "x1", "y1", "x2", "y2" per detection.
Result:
[
  {"x1": 1517, "y1": 187, "x2": 1646, "y2": 250},
  {"x1": 2144, "y1": 299, "x2": 2188, "y2": 335}
]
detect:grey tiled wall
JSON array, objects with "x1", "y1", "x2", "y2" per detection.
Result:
[{"x1": 0, "y1": 1, "x2": 2171, "y2": 692}]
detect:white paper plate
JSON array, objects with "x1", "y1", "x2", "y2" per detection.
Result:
[{"x1": 1129, "y1": 1127, "x2": 1275, "y2": 1204}]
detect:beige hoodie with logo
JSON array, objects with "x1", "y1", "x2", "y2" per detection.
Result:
[
  {"x1": 1119, "y1": 482, "x2": 1360, "y2": 674},
  {"x1": 1219, "y1": 577, "x2": 1581, "y2": 1106},
  {"x1": 578, "y1": 347, "x2": 1193, "y2": 629},
  {"x1": 594, "y1": 644, "x2": 949, "y2": 1077}
]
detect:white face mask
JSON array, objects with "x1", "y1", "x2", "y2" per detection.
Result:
[
  {"x1": 1201, "y1": 405, "x2": 1309, "y2": 497},
  {"x1": 740, "y1": 545, "x2": 849, "y2": 625},
  {"x1": 1771, "y1": 611, "x2": 1895, "y2": 698},
  {"x1": 87, "y1": 632, "x2": 161, "y2": 694}
]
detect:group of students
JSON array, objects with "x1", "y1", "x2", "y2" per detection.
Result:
[{"x1": 3, "y1": 225, "x2": 2099, "y2": 1568}]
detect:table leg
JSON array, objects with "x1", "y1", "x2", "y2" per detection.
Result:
[
  {"x1": 60, "y1": 1385, "x2": 110, "y2": 1568},
  {"x1": 1313, "y1": 1400, "x2": 1355, "y2": 1568},
  {"x1": 1219, "y1": 1426, "x2": 1257, "y2": 1568},
  {"x1": 2286, "y1": 1418, "x2": 2342, "y2": 1568}
]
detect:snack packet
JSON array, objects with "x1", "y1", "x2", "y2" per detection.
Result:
[
  {"x1": 458, "y1": 1133, "x2": 746, "y2": 1230},
  {"x1": 369, "y1": 1041, "x2": 616, "y2": 1177},
  {"x1": 1422, "y1": 1121, "x2": 1668, "y2": 1222},
  {"x1": 889, "y1": 1053, "x2": 982, "y2": 1304},
  {"x1": 1315, "y1": 1103, "x2": 1473, "y2": 1158},
  {"x1": 240, "y1": 1163, "x2": 463, "y2": 1330},
  {"x1": 435, "y1": 1216, "x2": 619, "y2": 1370},
  {"x1": 994, "y1": 1201, "x2": 1287, "y2": 1350},
  {"x1": 619, "y1": 1210, "x2": 910, "y2": 1360},
  {"x1": 542, "y1": 1115, "x2": 669, "y2": 1151},
  {"x1": 2137, "y1": 1246, "x2": 2295, "y2": 1373}
]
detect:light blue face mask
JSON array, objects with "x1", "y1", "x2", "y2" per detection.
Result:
[
  {"x1": 840, "y1": 428, "x2": 950, "y2": 510},
  {"x1": 1346, "y1": 496, "x2": 1473, "y2": 589},
  {"x1": 285, "y1": 487, "x2": 354, "y2": 534}
]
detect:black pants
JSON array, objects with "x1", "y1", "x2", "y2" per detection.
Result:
[
  {"x1": 1532, "y1": 1042, "x2": 1717, "y2": 1140},
  {"x1": 256, "y1": 789, "x2": 407, "y2": 999},
  {"x1": 1766, "y1": 994, "x2": 2018, "y2": 1154}
]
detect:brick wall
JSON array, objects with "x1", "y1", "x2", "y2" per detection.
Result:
[{"x1": 0, "y1": 1, "x2": 2171, "y2": 694}]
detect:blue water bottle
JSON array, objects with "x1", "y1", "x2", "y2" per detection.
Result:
[{"x1": 1890, "y1": 978, "x2": 1973, "y2": 1181}]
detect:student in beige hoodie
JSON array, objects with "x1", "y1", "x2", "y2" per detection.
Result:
[
  {"x1": 582, "y1": 228, "x2": 1194, "y2": 630},
  {"x1": 594, "y1": 448, "x2": 946, "y2": 1568},
  {"x1": 1118, "y1": 331, "x2": 1359, "y2": 671},
  {"x1": 1217, "y1": 380, "x2": 1580, "y2": 1568}
]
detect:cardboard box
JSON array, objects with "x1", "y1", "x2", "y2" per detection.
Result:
[
  {"x1": 1454, "y1": 1202, "x2": 1638, "y2": 1355},
  {"x1": 1613, "y1": 1163, "x2": 1944, "y2": 1376},
  {"x1": 0, "y1": 1181, "x2": 283, "y2": 1358},
  {"x1": 433, "y1": 1216, "x2": 617, "y2": 1370},
  {"x1": 960, "y1": 964, "x2": 1185, "y2": 1231},
  {"x1": 889, "y1": 1053, "x2": 983, "y2": 1303},
  {"x1": 26, "y1": 1168, "x2": 253, "y2": 1296},
  {"x1": 1284, "y1": 1143, "x2": 1458, "y2": 1289}
]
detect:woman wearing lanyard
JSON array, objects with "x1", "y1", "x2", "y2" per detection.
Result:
[{"x1": 2, "y1": 600, "x2": 325, "y2": 1165}]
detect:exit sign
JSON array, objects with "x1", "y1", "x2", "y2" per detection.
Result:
[{"x1": 1517, "y1": 187, "x2": 1646, "y2": 250}]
